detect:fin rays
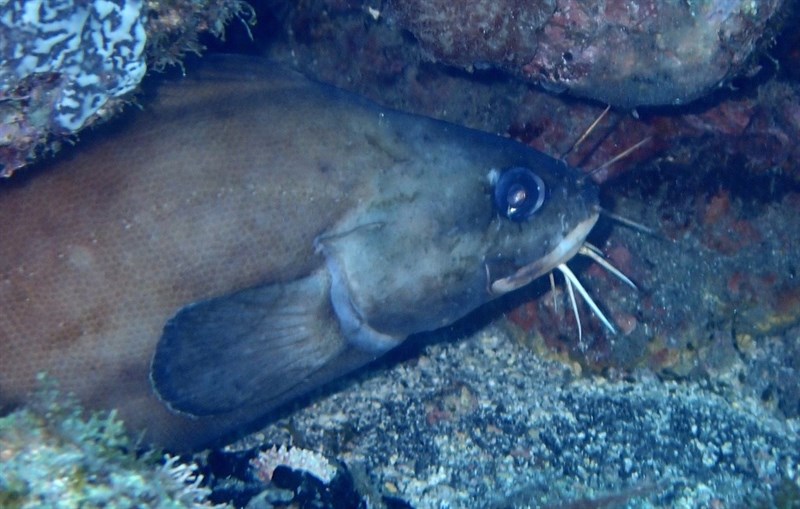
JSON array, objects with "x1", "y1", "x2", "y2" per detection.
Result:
[{"x1": 151, "y1": 270, "x2": 348, "y2": 417}]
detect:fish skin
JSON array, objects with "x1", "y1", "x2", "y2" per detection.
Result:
[{"x1": 0, "y1": 55, "x2": 598, "y2": 450}]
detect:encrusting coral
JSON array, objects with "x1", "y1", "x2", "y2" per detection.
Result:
[
  {"x1": 0, "y1": 0, "x2": 254, "y2": 177},
  {"x1": 0, "y1": 375, "x2": 229, "y2": 509}
]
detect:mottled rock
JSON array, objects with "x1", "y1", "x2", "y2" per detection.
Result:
[
  {"x1": 388, "y1": 0, "x2": 785, "y2": 108},
  {"x1": 238, "y1": 326, "x2": 800, "y2": 508}
]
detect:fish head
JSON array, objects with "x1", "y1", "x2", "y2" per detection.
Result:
[{"x1": 316, "y1": 124, "x2": 599, "y2": 344}]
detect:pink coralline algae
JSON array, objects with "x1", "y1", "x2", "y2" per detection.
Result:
[{"x1": 388, "y1": 0, "x2": 785, "y2": 108}]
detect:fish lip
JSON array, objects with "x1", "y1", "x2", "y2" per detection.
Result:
[{"x1": 489, "y1": 213, "x2": 599, "y2": 295}]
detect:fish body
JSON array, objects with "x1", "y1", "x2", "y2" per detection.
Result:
[{"x1": 0, "y1": 55, "x2": 597, "y2": 450}]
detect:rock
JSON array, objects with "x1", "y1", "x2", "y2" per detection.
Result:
[{"x1": 388, "y1": 0, "x2": 786, "y2": 108}]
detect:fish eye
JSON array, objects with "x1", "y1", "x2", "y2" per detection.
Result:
[{"x1": 493, "y1": 167, "x2": 546, "y2": 221}]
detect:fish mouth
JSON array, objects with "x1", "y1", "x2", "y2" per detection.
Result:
[{"x1": 490, "y1": 213, "x2": 599, "y2": 295}]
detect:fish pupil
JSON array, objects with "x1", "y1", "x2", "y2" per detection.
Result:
[{"x1": 508, "y1": 185, "x2": 527, "y2": 207}]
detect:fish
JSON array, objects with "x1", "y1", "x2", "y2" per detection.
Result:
[{"x1": 0, "y1": 55, "x2": 600, "y2": 450}]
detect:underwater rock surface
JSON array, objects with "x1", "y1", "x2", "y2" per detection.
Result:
[
  {"x1": 255, "y1": 0, "x2": 800, "y2": 182},
  {"x1": 239, "y1": 325, "x2": 799, "y2": 508},
  {"x1": 387, "y1": 0, "x2": 785, "y2": 108}
]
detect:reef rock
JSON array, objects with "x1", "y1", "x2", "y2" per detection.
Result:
[{"x1": 388, "y1": 0, "x2": 785, "y2": 108}]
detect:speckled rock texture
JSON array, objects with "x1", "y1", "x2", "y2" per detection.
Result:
[
  {"x1": 234, "y1": 325, "x2": 799, "y2": 508},
  {"x1": 387, "y1": 0, "x2": 786, "y2": 108}
]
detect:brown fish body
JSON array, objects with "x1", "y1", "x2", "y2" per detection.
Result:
[
  {"x1": 0, "y1": 56, "x2": 598, "y2": 449},
  {"x1": 0, "y1": 60, "x2": 382, "y2": 445}
]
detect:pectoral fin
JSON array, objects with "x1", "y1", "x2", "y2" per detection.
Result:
[{"x1": 150, "y1": 270, "x2": 348, "y2": 417}]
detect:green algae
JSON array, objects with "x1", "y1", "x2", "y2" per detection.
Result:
[{"x1": 0, "y1": 375, "x2": 228, "y2": 509}]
